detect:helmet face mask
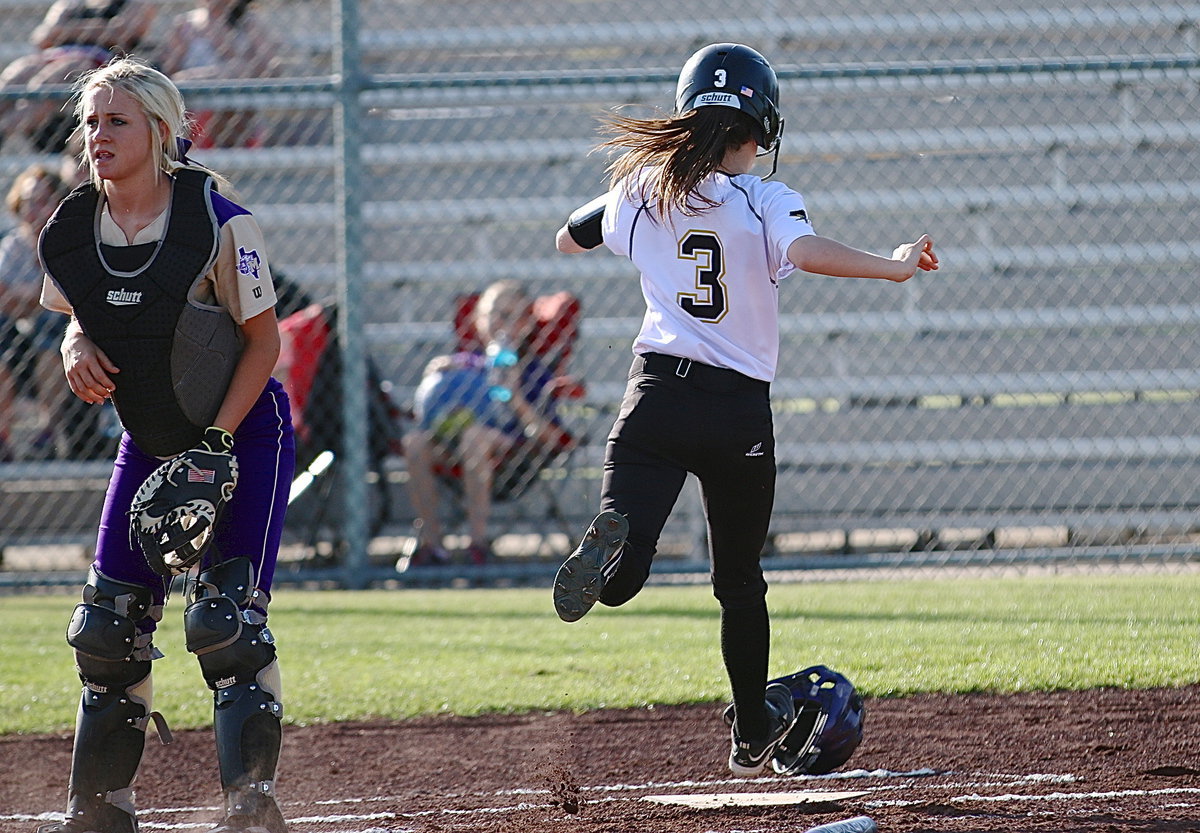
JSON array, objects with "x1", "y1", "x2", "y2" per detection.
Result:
[
  {"x1": 674, "y1": 42, "x2": 783, "y2": 153},
  {"x1": 769, "y1": 665, "x2": 865, "y2": 775}
]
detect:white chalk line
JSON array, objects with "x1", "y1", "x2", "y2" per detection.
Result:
[
  {"x1": 954, "y1": 786, "x2": 1200, "y2": 803},
  {"x1": 864, "y1": 784, "x2": 1200, "y2": 809},
  {"x1": 9, "y1": 768, "x2": 1193, "y2": 829},
  {"x1": 0, "y1": 766, "x2": 941, "y2": 827},
  {"x1": 300, "y1": 768, "x2": 1070, "y2": 812}
]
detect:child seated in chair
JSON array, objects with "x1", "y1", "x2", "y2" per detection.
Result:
[{"x1": 403, "y1": 279, "x2": 573, "y2": 566}]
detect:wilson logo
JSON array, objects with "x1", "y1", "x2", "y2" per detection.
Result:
[{"x1": 106, "y1": 288, "x2": 143, "y2": 306}]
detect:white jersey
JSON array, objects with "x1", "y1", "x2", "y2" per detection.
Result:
[{"x1": 601, "y1": 167, "x2": 814, "y2": 382}]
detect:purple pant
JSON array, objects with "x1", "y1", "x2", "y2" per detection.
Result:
[{"x1": 92, "y1": 378, "x2": 295, "y2": 627}]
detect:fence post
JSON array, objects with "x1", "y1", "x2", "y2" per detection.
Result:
[{"x1": 334, "y1": 0, "x2": 370, "y2": 588}]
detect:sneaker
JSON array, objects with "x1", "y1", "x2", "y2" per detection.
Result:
[
  {"x1": 552, "y1": 511, "x2": 628, "y2": 622},
  {"x1": 726, "y1": 682, "x2": 798, "y2": 777}
]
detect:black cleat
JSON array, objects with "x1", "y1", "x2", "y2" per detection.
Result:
[
  {"x1": 208, "y1": 789, "x2": 287, "y2": 833},
  {"x1": 36, "y1": 820, "x2": 134, "y2": 833},
  {"x1": 727, "y1": 682, "x2": 798, "y2": 776},
  {"x1": 35, "y1": 800, "x2": 136, "y2": 833},
  {"x1": 553, "y1": 511, "x2": 628, "y2": 622}
]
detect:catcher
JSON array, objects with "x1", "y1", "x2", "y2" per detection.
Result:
[{"x1": 35, "y1": 58, "x2": 295, "y2": 833}]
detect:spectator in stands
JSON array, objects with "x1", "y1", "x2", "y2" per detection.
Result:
[
  {"x1": 403, "y1": 279, "x2": 572, "y2": 566},
  {"x1": 0, "y1": 0, "x2": 155, "y2": 152},
  {"x1": 0, "y1": 163, "x2": 70, "y2": 460},
  {"x1": 156, "y1": 0, "x2": 282, "y2": 147},
  {"x1": 31, "y1": 0, "x2": 153, "y2": 54}
]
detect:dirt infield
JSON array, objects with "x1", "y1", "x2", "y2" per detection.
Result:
[{"x1": 4, "y1": 685, "x2": 1200, "y2": 833}]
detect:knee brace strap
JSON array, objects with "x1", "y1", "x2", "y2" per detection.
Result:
[{"x1": 192, "y1": 556, "x2": 265, "y2": 609}]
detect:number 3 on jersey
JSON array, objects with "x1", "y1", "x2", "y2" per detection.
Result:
[{"x1": 677, "y1": 230, "x2": 727, "y2": 322}]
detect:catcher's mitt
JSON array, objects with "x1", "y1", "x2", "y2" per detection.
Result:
[{"x1": 131, "y1": 427, "x2": 239, "y2": 576}]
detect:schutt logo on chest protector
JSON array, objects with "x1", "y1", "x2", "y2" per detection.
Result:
[{"x1": 106, "y1": 288, "x2": 143, "y2": 306}]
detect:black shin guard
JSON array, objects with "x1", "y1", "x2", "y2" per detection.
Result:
[
  {"x1": 45, "y1": 567, "x2": 166, "y2": 833},
  {"x1": 185, "y1": 558, "x2": 286, "y2": 832},
  {"x1": 60, "y1": 669, "x2": 151, "y2": 833},
  {"x1": 212, "y1": 674, "x2": 284, "y2": 816}
]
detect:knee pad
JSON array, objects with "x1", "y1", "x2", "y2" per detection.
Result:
[
  {"x1": 184, "y1": 558, "x2": 277, "y2": 689},
  {"x1": 65, "y1": 566, "x2": 167, "y2": 736},
  {"x1": 67, "y1": 565, "x2": 163, "y2": 669}
]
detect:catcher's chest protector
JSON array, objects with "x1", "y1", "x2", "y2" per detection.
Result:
[{"x1": 41, "y1": 169, "x2": 241, "y2": 457}]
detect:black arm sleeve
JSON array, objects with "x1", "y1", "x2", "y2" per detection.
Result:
[{"x1": 565, "y1": 194, "x2": 606, "y2": 250}]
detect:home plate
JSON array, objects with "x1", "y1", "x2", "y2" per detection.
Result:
[{"x1": 644, "y1": 790, "x2": 868, "y2": 809}]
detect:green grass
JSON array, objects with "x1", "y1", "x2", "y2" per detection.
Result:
[{"x1": 3, "y1": 571, "x2": 1199, "y2": 735}]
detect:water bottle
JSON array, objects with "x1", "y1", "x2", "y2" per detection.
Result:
[{"x1": 485, "y1": 336, "x2": 518, "y2": 403}]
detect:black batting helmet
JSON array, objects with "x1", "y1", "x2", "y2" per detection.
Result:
[
  {"x1": 674, "y1": 42, "x2": 783, "y2": 152},
  {"x1": 770, "y1": 665, "x2": 865, "y2": 775}
]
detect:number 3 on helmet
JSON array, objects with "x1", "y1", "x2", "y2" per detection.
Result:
[{"x1": 674, "y1": 42, "x2": 784, "y2": 153}]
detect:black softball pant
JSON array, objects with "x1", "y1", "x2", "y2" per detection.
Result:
[{"x1": 598, "y1": 353, "x2": 775, "y2": 611}]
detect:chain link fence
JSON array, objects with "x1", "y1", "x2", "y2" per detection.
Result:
[{"x1": 0, "y1": 0, "x2": 1198, "y2": 586}]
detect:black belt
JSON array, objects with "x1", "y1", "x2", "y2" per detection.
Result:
[{"x1": 633, "y1": 352, "x2": 768, "y2": 393}]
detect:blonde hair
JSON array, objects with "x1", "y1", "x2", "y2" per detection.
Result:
[
  {"x1": 476, "y1": 279, "x2": 533, "y2": 346},
  {"x1": 477, "y1": 279, "x2": 529, "y2": 316},
  {"x1": 71, "y1": 56, "x2": 231, "y2": 192}
]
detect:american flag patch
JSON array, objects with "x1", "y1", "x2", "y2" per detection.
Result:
[
  {"x1": 740, "y1": 85, "x2": 754, "y2": 97},
  {"x1": 188, "y1": 469, "x2": 217, "y2": 484}
]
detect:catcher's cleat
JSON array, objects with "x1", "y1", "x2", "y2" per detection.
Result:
[
  {"x1": 726, "y1": 682, "x2": 799, "y2": 777},
  {"x1": 208, "y1": 787, "x2": 288, "y2": 833},
  {"x1": 553, "y1": 511, "x2": 628, "y2": 622},
  {"x1": 35, "y1": 798, "x2": 137, "y2": 833}
]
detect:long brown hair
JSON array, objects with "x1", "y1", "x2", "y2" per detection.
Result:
[{"x1": 600, "y1": 107, "x2": 756, "y2": 220}]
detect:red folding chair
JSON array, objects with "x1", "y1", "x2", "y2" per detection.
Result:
[{"x1": 277, "y1": 301, "x2": 403, "y2": 557}]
